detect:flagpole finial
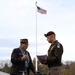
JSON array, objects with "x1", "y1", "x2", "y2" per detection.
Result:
[{"x1": 35, "y1": 1, "x2": 37, "y2": 6}]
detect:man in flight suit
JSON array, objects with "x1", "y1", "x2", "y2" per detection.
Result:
[{"x1": 44, "y1": 31, "x2": 63, "y2": 75}]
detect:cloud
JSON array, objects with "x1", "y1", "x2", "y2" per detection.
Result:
[
  {"x1": 0, "y1": 47, "x2": 12, "y2": 60},
  {"x1": 0, "y1": 0, "x2": 75, "y2": 61}
]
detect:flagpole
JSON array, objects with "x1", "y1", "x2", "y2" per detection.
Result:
[
  {"x1": 35, "y1": 1, "x2": 47, "y2": 71},
  {"x1": 35, "y1": 1, "x2": 38, "y2": 71}
]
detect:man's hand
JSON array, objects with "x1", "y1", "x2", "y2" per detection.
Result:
[
  {"x1": 34, "y1": 70, "x2": 38, "y2": 74},
  {"x1": 21, "y1": 54, "x2": 29, "y2": 61}
]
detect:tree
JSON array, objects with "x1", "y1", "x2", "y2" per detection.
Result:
[{"x1": 1, "y1": 63, "x2": 11, "y2": 73}]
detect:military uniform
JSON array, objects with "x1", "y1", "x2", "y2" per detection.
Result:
[
  {"x1": 10, "y1": 48, "x2": 35, "y2": 75},
  {"x1": 47, "y1": 40, "x2": 63, "y2": 75},
  {"x1": 44, "y1": 31, "x2": 63, "y2": 75}
]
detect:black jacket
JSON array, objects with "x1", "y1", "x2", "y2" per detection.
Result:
[
  {"x1": 10, "y1": 48, "x2": 35, "y2": 75},
  {"x1": 46, "y1": 40, "x2": 63, "y2": 68}
]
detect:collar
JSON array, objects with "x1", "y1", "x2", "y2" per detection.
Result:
[{"x1": 51, "y1": 40, "x2": 58, "y2": 46}]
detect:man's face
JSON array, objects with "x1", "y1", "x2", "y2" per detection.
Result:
[
  {"x1": 21, "y1": 43, "x2": 28, "y2": 50},
  {"x1": 47, "y1": 35, "x2": 55, "y2": 43}
]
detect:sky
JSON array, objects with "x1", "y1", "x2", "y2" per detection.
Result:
[{"x1": 0, "y1": 0, "x2": 75, "y2": 62}]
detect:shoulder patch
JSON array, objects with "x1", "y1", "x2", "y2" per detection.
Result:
[{"x1": 57, "y1": 44, "x2": 60, "y2": 48}]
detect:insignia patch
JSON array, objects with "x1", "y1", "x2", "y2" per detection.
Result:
[{"x1": 57, "y1": 44, "x2": 60, "y2": 48}]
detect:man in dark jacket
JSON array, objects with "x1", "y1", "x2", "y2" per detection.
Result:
[
  {"x1": 10, "y1": 38, "x2": 37, "y2": 75},
  {"x1": 44, "y1": 31, "x2": 63, "y2": 75}
]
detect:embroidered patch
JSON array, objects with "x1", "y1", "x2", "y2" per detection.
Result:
[{"x1": 57, "y1": 44, "x2": 60, "y2": 48}]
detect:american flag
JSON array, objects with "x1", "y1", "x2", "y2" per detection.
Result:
[{"x1": 37, "y1": 6, "x2": 47, "y2": 14}]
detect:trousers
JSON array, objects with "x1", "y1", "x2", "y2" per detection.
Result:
[{"x1": 47, "y1": 66, "x2": 61, "y2": 75}]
